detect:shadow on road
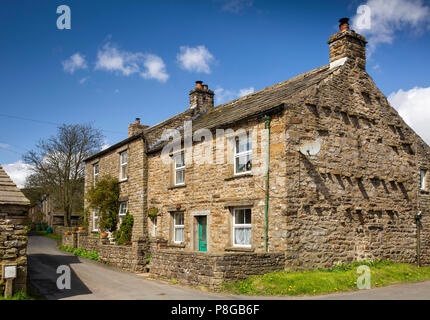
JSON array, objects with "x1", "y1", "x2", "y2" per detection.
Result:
[{"x1": 28, "y1": 253, "x2": 92, "y2": 300}]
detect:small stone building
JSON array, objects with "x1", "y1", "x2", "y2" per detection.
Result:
[
  {"x1": 0, "y1": 165, "x2": 30, "y2": 295},
  {"x1": 83, "y1": 19, "x2": 430, "y2": 288}
]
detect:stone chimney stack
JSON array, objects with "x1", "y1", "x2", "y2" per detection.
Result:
[
  {"x1": 189, "y1": 81, "x2": 214, "y2": 110},
  {"x1": 328, "y1": 18, "x2": 367, "y2": 70},
  {"x1": 128, "y1": 118, "x2": 148, "y2": 137}
]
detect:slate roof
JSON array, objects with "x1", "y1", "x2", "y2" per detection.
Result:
[
  {"x1": 0, "y1": 165, "x2": 30, "y2": 206},
  {"x1": 86, "y1": 63, "x2": 336, "y2": 159}
]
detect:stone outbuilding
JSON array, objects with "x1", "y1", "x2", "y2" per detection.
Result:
[
  {"x1": 82, "y1": 18, "x2": 430, "y2": 288},
  {"x1": 0, "y1": 165, "x2": 30, "y2": 296}
]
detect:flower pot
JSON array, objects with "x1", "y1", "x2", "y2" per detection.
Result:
[
  {"x1": 101, "y1": 232, "x2": 108, "y2": 239},
  {"x1": 65, "y1": 231, "x2": 71, "y2": 236},
  {"x1": 78, "y1": 227, "x2": 85, "y2": 231}
]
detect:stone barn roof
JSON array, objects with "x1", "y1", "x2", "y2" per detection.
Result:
[{"x1": 0, "y1": 165, "x2": 30, "y2": 206}]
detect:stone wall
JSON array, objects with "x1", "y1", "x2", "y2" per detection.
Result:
[
  {"x1": 150, "y1": 249, "x2": 285, "y2": 289},
  {"x1": 0, "y1": 204, "x2": 28, "y2": 295},
  {"x1": 52, "y1": 225, "x2": 72, "y2": 237},
  {"x1": 62, "y1": 232, "x2": 147, "y2": 272}
]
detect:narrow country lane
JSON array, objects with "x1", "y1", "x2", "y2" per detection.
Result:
[
  {"x1": 27, "y1": 234, "x2": 240, "y2": 300},
  {"x1": 27, "y1": 234, "x2": 430, "y2": 300}
]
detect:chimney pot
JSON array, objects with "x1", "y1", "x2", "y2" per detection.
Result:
[
  {"x1": 195, "y1": 81, "x2": 203, "y2": 89},
  {"x1": 135, "y1": 117, "x2": 141, "y2": 124},
  {"x1": 202, "y1": 84, "x2": 208, "y2": 90},
  {"x1": 339, "y1": 17, "x2": 349, "y2": 32}
]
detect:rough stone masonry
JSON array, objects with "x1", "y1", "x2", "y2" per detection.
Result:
[
  {"x1": 0, "y1": 165, "x2": 30, "y2": 296},
  {"x1": 83, "y1": 18, "x2": 430, "y2": 287}
]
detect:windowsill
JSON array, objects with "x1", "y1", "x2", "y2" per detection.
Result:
[
  {"x1": 224, "y1": 173, "x2": 253, "y2": 181},
  {"x1": 224, "y1": 246, "x2": 254, "y2": 252},
  {"x1": 168, "y1": 184, "x2": 186, "y2": 190},
  {"x1": 168, "y1": 242, "x2": 186, "y2": 248},
  {"x1": 119, "y1": 178, "x2": 128, "y2": 183}
]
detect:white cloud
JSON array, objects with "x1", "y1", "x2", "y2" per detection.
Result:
[
  {"x1": 238, "y1": 87, "x2": 255, "y2": 97},
  {"x1": 177, "y1": 46, "x2": 215, "y2": 74},
  {"x1": 140, "y1": 54, "x2": 169, "y2": 82},
  {"x1": 101, "y1": 140, "x2": 111, "y2": 150},
  {"x1": 62, "y1": 53, "x2": 87, "y2": 73},
  {"x1": 215, "y1": 86, "x2": 255, "y2": 104},
  {"x1": 2, "y1": 160, "x2": 33, "y2": 189},
  {"x1": 95, "y1": 42, "x2": 169, "y2": 82},
  {"x1": 351, "y1": 0, "x2": 430, "y2": 54},
  {"x1": 219, "y1": 0, "x2": 254, "y2": 13},
  {"x1": 388, "y1": 86, "x2": 430, "y2": 144},
  {"x1": 79, "y1": 76, "x2": 89, "y2": 84},
  {"x1": 0, "y1": 143, "x2": 10, "y2": 149}
]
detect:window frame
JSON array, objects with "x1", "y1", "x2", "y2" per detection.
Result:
[
  {"x1": 232, "y1": 208, "x2": 252, "y2": 248},
  {"x1": 234, "y1": 135, "x2": 252, "y2": 176},
  {"x1": 119, "y1": 201, "x2": 128, "y2": 225},
  {"x1": 420, "y1": 169, "x2": 427, "y2": 191},
  {"x1": 120, "y1": 151, "x2": 128, "y2": 181},
  {"x1": 173, "y1": 212, "x2": 184, "y2": 244},
  {"x1": 173, "y1": 151, "x2": 185, "y2": 186},
  {"x1": 92, "y1": 208, "x2": 100, "y2": 232},
  {"x1": 93, "y1": 163, "x2": 99, "y2": 187}
]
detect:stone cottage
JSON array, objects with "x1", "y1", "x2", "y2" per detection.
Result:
[
  {"x1": 0, "y1": 165, "x2": 30, "y2": 296},
  {"x1": 83, "y1": 18, "x2": 430, "y2": 288}
]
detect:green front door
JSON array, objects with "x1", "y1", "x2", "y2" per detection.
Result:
[{"x1": 198, "y1": 216, "x2": 207, "y2": 252}]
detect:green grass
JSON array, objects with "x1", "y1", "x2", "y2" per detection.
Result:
[
  {"x1": 222, "y1": 259, "x2": 430, "y2": 296},
  {"x1": 58, "y1": 245, "x2": 102, "y2": 262},
  {"x1": 0, "y1": 290, "x2": 35, "y2": 300},
  {"x1": 33, "y1": 230, "x2": 62, "y2": 241}
]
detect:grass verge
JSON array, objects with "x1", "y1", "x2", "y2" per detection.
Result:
[
  {"x1": 33, "y1": 230, "x2": 62, "y2": 241},
  {"x1": 58, "y1": 245, "x2": 102, "y2": 262},
  {"x1": 0, "y1": 290, "x2": 35, "y2": 300},
  {"x1": 222, "y1": 259, "x2": 430, "y2": 296}
]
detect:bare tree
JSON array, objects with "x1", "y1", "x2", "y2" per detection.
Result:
[{"x1": 24, "y1": 124, "x2": 103, "y2": 226}]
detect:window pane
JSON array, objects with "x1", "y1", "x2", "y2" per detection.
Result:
[
  {"x1": 175, "y1": 169, "x2": 184, "y2": 184},
  {"x1": 236, "y1": 135, "x2": 252, "y2": 154},
  {"x1": 235, "y1": 154, "x2": 251, "y2": 173},
  {"x1": 175, "y1": 152, "x2": 184, "y2": 168},
  {"x1": 121, "y1": 165, "x2": 127, "y2": 179},
  {"x1": 175, "y1": 213, "x2": 184, "y2": 226},
  {"x1": 175, "y1": 227, "x2": 184, "y2": 242},
  {"x1": 234, "y1": 227, "x2": 251, "y2": 246},
  {"x1": 121, "y1": 151, "x2": 127, "y2": 164},
  {"x1": 235, "y1": 209, "x2": 244, "y2": 224},
  {"x1": 244, "y1": 209, "x2": 251, "y2": 224}
]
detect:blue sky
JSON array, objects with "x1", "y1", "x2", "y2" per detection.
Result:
[{"x1": 1, "y1": 0, "x2": 430, "y2": 186}]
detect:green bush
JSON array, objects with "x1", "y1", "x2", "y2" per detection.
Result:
[{"x1": 114, "y1": 213, "x2": 134, "y2": 245}]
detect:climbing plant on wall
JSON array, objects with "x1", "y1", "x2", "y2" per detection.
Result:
[{"x1": 85, "y1": 175, "x2": 119, "y2": 232}]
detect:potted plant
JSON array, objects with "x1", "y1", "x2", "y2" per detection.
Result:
[
  {"x1": 78, "y1": 226, "x2": 85, "y2": 231},
  {"x1": 72, "y1": 227, "x2": 78, "y2": 232},
  {"x1": 65, "y1": 231, "x2": 71, "y2": 236}
]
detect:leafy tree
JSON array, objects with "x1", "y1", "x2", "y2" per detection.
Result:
[
  {"x1": 85, "y1": 175, "x2": 119, "y2": 232},
  {"x1": 23, "y1": 124, "x2": 103, "y2": 226}
]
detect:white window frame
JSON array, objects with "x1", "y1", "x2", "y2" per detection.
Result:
[
  {"x1": 234, "y1": 135, "x2": 252, "y2": 176},
  {"x1": 233, "y1": 208, "x2": 252, "y2": 248},
  {"x1": 92, "y1": 208, "x2": 100, "y2": 232},
  {"x1": 173, "y1": 212, "x2": 184, "y2": 243},
  {"x1": 119, "y1": 201, "x2": 128, "y2": 225},
  {"x1": 420, "y1": 169, "x2": 427, "y2": 191},
  {"x1": 174, "y1": 152, "x2": 185, "y2": 186},
  {"x1": 93, "y1": 163, "x2": 99, "y2": 187},
  {"x1": 120, "y1": 151, "x2": 128, "y2": 181}
]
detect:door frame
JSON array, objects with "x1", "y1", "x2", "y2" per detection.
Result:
[{"x1": 190, "y1": 210, "x2": 210, "y2": 252}]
